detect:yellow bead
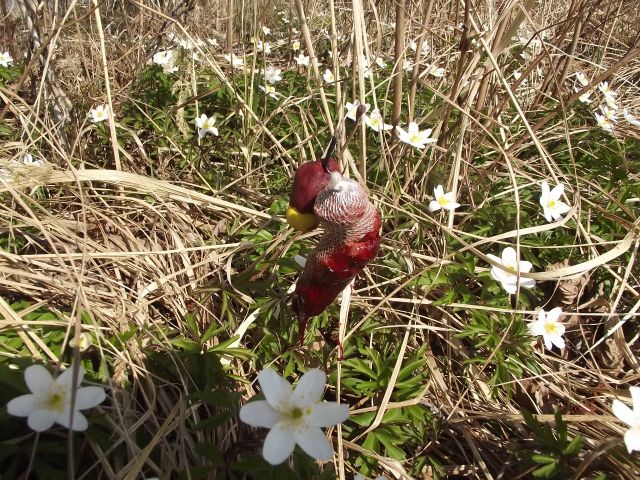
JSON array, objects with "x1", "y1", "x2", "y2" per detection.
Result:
[{"x1": 286, "y1": 204, "x2": 319, "y2": 232}]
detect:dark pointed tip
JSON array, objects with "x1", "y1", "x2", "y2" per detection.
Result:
[{"x1": 321, "y1": 135, "x2": 338, "y2": 173}]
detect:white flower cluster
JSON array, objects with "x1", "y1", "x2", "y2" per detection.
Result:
[
  {"x1": 572, "y1": 72, "x2": 640, "y2": 132},
  {"x1": 343, "y1": 99, "x2": 437, "y2": 149}
]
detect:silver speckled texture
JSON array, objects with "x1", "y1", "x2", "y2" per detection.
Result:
[{"x1": 313, "y1": 172, "x2": 377, "y2": 260}]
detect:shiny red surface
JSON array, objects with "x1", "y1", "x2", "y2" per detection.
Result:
[{"x1": 289, "y1": 159, "x2": 340, "y2": 214}]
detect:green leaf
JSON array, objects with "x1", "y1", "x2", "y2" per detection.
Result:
[
  {"x1": 562, "y1": 434, "x2": 583, "y2": 457},
  {"x1": 532, "y1": 461, "x2": 558, "y2": 478}
]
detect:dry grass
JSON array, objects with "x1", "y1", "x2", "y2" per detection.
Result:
[{"x1": 1, "y1": 0, "x2": 640, "y2": 479}]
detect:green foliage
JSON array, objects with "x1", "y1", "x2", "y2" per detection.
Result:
[
  {"x1": 460, "y1": 311, "x2": 538, "y2": 396},
  {"x1": 518, "y1": 409, "x2": 584, "y2": 479}
]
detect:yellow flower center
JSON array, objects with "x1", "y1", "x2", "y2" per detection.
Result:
[
  {"x1": 547, "y1": 199, "x2": 556, "y2": 208},
  {"x1": 45, "y1": 386, "x2": 67, "y2": 413},
  {"x1": 290, "y1": 407, "x2": 303, "y2": 420},
  {"x1": 438, "y1": 195, "x2": 448, "y2": 206},
  {"x1": 544, "y1": 322, "x2": 558, "y2": 335},
  {"x1": 409, "y1": 133, "x2": 421, "y2": 143}
]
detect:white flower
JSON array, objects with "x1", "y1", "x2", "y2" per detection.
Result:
[
  {"x1": 23, "y1": 154, "x2": 44, "y2": 167},
  {"x1": 623, "y1": 109, "x2": 640, "y2": 127},
  {"x1": 612, "y1": 387, "x2": 640, "y2": 453},
  {"x1": 207, "y1": 38, "x2": 218, "y2": 47},
  {"x1": 396, "y1": 122, "x2": 436, "y2": 149},
  {"x1": 409, "y1": 39, "x2": 430, "y2": 55},
  {"x1": 195, "y1": 114, "x2": 219, "y2": 138},
  {"x1": 600, "y1": 106, "x2": 617, "y2": 122},
  {"x1": 6, "y1": 364, "x2": 106, "y2": 432},
  {"x1": 152, "y1": 50, "x2": 178, "y2": 73},
  {"x1": 595, "y1": 112, "x2": 614, "y2": 133},
  {"x1": 402, "y1": 59, "x2": 413, "y2": 71},
  {"x1": 364, "y1": 108, "x2": 392, "y2": 133},
  {"x1": 539, "y1": 181, "x2": 571, "y2": 222},
  {"x1": 259, "y1": 84, "x2": 280, "y2": 100},
  {"x1": 375, "y1": 56, "x2": 386, "y2": 68},
  {"x1": 605, "y1": 94, "x2": 619, "y2": 111},
  {"x1": 529, "y1": 308, "x2": 565, "y2": 351},
  {"x1": 362, "y1": 63, "x2": 373, "y2": 79},
  {"x1": 295, "y1": 53, "x2": 310, "y2": 66},
  {"x1": 345, "y1": 100, "x2": 370, "y2": 121},
  {"x1": 263, "y1": 66, "x2": 282, "y2": 84},
  {"x1": 487, "y1": 247, "x2": 536, "y2": 294},
  {"x1": 575, "y1": 71, "x2": 588, "y2": 86},
  {"x1": 323, "y1": 69, "x2": 335, "y2": 83},
  {"x1": 0, "y1": 51, "x2": 13, "y2": 67},
  {"x1": 513, "y1": 70, "x2": 522, "y2": 80},
  {"x1": 576, "y1": 88, "x2": 593, "y2": 104},
  {"x1": 223, "y1": 53, "x2": 244, "y2": 69},
  {"x1": 262, "y1": 26, "x2": 271, "y2": 36},
  {"x1": 598, "y1": 81, "x2": 617, "y2": 99},
  {"x1": 239, "y1": 368, "x2": 349, "y2": 465},
  {"x1": 89, "y1": 105, "x2": 110, "y2": 123},
  {"x1": 292, "y1": 40, "x2": 301, "y2": 51},
  {"x1": 428, "y1": 185, "x2": 460, "y2": 212},
  {"x1": 428, "y1": 65, "x2": 446, "y2": 78},
  {"x1": 176, "y1": 38, "x2": 204, "y2": 51},
  {"x1": 69, "y1": 332, "x2": 93, "y2": 352},
  {"x1": 256, "y1": 41, "x2": 271, "y2": 54}
]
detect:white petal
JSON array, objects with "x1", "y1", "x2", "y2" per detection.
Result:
[
  {"x1": 240, "y1": 400, "x2": 281, "y2": 428},
  {"x1": 502, "y1": 281, "x2": 517, "y2": 294},
  {"x1": 529, "y1": 321, "x2": 545, "y2": 336},
  {"x1": 294, "y1": 425, "x2": 333, "y2": 461},
  {"x1": 541, "y1": 181, "x2": 550, "y2": 198},
  {"x1": 27, "y1": 409, "x2": 56, "y2": 432},
  {"x1": 519, "y1": 277, "x2": 537, "y2": 289},
  {"x1": 550, "y1": 334, "x2": 565, "y2": 349},
  {"x1": 556, "y1": 202, "x2": 571, "y2": 215},
  {"x1": 57, "y1": 409, "x2": 88, "y2": 431},
  {"x1": 262, "y1": 422, "x2": 296, "y2": 465},
  {"x1": 543, "y1": 209, "x2": 553, "y2": 222},
  {"x1": 547, "y1": 308, "x2": 563, "y2": 322},
  {"x1": 612, "y1": 399, "x2": 636, "y2": 426},
  {"x1": 395, "y1": 126, "x2": 407, "y2": 137},
  {"x1": 443, "y1": 192, "x2": 456, "y2": 203},
  {"x1": 433, "y1": 185, "x2": 444, "y2": 198},
  {"x1": 428, "y1": 200, "x2": 441, "y2": 212},
  {"x1": 518, "y1": 260, "x2": 533, "y2": 273},
  {"x1": 631, "y1": 387, "x2": 640, "y2": 411},
  {"x1": 6, "y1": 394, "x2": 38, "y2": 417},
  {"x1": 543, "y1": 336, "x2": 553, "y2": 351},
  {"x1": 57, "y1": 366, "x2": 84, "y2": 390},
  {"x1": 292, "y1": 369, "x2": 326, "y2": 407},
  {"x1": 24, "y1": 365, "x2": 53, "y2": 394},
  {"x1": 306, "y1": 402, "x2": 349, "y2": 427},
  {"x1": 74, "y1": 386, "x2": 106, "y2": 410},
  {"x1": 502, "y1": 247, "x2": 517, "y2": 265},
  {"x1": 407, "y1": 122, "x2": 419, "y2": 134},
  {"x1": 625, "y1": 426, "x2": 640, "y2": 453},
  {"x1": 258, "y1": 369, "x2": 293, "y2": 409},
  {"x1": 550, "y1": 183, "x2": 564, "y2": 200},
  {"x1": 486, "y1": 254, "x2": 501, "y2": 264}
]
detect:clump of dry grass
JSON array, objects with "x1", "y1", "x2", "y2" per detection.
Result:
[{"x1": 1, "y1": 0, "x2": 640, "y2": 479}]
